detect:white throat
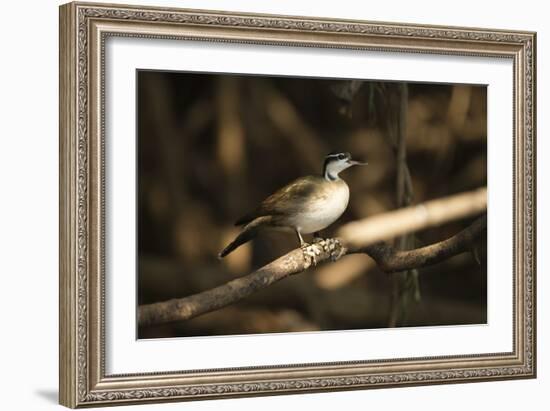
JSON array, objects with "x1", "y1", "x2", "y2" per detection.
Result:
[{"x1": 324, "y1": 160, "x2": 351, "y2": 181}]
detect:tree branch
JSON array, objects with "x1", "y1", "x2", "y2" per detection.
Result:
[
  {"x1": 138, "y1": 187, "x2": 487, "y2": 327},
  {"x1": 362, "y1": 214, "x2": 486, "y2": 272}
]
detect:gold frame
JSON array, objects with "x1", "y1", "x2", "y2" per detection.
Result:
[{"x1": 59, "y1": 1, "x2": 536, "y2": 408}]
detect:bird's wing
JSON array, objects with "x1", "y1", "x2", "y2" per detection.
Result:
[{"x1": 234, "y1": 176, "x2": 323, "y2": 226}]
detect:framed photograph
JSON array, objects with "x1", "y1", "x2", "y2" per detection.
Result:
[{"x1": 59, "y1": 1, "x2": 536, "y2": 408}]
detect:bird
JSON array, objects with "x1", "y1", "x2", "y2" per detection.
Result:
[{"x1": 219, "y1": 152, "x2": 367, "y2": 263}]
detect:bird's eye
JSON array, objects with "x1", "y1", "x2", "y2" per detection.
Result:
[{"x1": 338, "y1": 154, "x2": 345, "y2": 160}]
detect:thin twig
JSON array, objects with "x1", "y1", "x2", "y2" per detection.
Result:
[
  {"x1": 390, "y1": 83, "x2": 414, "y2": 327},
  {"x1": 362, "y1": 215, "x2": 486, "y2": 272}
]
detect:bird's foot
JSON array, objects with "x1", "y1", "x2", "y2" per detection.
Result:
[
  {"x1": 301, "y1": 242, "x2": 321, "y2": 269},
  {"x1": 301, "y1": 238, "x2": 345, "y2": 268}
]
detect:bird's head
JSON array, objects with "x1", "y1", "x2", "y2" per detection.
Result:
[{"x1": 323, "y1": 152, "x2": 367, "y2": 181}]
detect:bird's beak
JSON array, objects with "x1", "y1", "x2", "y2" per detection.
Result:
[{"x1": 348, "y1": 159, "x2": 368, "y2": 166}]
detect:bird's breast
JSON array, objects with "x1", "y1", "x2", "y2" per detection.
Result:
[{"x1": 290, "y1": 181, "x2": 350, "y2": 234}]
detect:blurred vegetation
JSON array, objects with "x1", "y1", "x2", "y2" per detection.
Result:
[{"x1": 137, "y1": 70, "x2": 487, "y2": 339}]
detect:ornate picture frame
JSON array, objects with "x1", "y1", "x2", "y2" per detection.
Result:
[{"x1": 59, "y1": 1, "x2": 536, "y2": 407}]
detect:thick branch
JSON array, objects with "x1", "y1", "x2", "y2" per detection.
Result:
[
  {"x1": 138, "y1": 248, "x2": 307, "y2": 328},
  {"x1": 138, "y1": 187, "x2": 487, "y2": 327}
]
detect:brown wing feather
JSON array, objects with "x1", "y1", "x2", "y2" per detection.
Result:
[{"x1": 234, "y1": 176, "x2": 324, "y2": 226}]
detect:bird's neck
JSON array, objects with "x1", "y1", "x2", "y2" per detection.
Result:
[
  {"x1": 323, "y1": 162, "x2": 342, "y2": 181},
  {"x1": 324, "y1": 170, "x2": 341, "y2": 181}
]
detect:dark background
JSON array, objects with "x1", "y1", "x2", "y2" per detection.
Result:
[{"x1": 137, "y1": 70, "x2": 487, "y2": 339}]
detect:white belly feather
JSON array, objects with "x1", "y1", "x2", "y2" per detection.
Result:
[{"x1": 289, "y1": 182, "x2": 349, "y2": 234}]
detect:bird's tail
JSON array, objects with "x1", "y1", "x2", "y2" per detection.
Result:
[{"x1": 218, "y1": 217, "x2": 267, "y2": 258}]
